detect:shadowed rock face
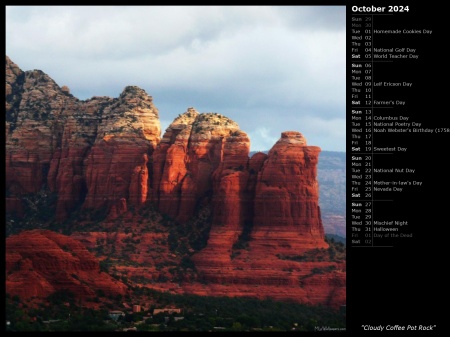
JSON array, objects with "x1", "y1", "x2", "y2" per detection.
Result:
[
  {"x1": 5, "y1": 56, "x2": 345, "y2": 309},
  {"x1": 5, "y1": 229, "x2": 128, "y2": 300}
]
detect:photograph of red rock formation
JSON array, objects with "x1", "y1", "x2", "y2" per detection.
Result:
[{"x1": 5, "y1": 55, "x2": 345, "y2": 331}]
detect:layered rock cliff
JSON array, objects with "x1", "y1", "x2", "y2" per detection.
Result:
[
  {"x1": 5, "y1": 56, "x2": 345, "y2": 309},
  {"x1": 5, "y1": 56, "x2": 160, "y2": 221}
]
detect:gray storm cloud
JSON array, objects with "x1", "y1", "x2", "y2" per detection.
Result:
[{"x1": 6, "y1": 5, "x2": 345, "y2": 152}]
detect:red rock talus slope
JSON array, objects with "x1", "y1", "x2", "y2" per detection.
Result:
[{"x1": 5, "y1": 229, "x2": 128, "y2": 300}]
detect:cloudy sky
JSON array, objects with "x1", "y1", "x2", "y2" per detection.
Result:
[{"x1": 6, "y1": 6, "x2": 346, "y2": 152}]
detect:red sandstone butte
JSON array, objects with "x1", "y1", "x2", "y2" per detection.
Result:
[
  {"x1": 189, "y1": 132, "x2": 345, "y2": 308},
  {"x1": 5, "y1": 56, "x2": 346, "y2": 309},
  {"x1": 252, "y1": 131, "x2": 327, "y2": 253}
]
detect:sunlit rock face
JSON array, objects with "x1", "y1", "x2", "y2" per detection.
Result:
[{"x1": 152, "y1": 109, "x2": 250, "y2": 224}]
